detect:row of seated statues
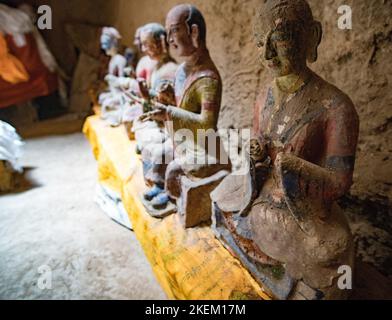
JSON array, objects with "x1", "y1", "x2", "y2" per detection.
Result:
[{"x1": 95, "y1": 0, "x2": 360, "y2": 300}]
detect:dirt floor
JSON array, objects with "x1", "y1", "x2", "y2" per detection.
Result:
[{"x1": 0, "y1": 133, "x2": 166, "y2": 300}]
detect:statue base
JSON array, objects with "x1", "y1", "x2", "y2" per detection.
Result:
[
  {"x1": 178, "y1": 170, "x2": 229, "y2": 228},
  {"x1": 212, "y1": 203, "x2": 325, "y2": 300}
]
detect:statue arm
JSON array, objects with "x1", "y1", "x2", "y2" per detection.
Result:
[
  {"x1": 277, "y1": 101, "x2": 359, "y2": 207},
  {"x1": 167, "y1": 77, "x2": 221, "y2": 132},
  {"x1": 276, "y1": 153, "x2": 351, "y2": 205},
  {"x1": 252, "y1": 87, "x2": 269, "y2": 140}
]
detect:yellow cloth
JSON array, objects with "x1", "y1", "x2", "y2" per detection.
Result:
[
  {"x1": 0, "y1": 32, "x2": 29, "y2": 84},
  {"x1": 83, "y1": 116, "x2": 271, "y2": 300}
]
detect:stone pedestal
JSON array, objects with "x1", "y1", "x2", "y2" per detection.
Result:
[{"x1": 178, "y1": 170, "x2": 229, "y2": 228}]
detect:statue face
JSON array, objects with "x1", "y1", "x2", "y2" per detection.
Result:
[
  {"x1": 101, "y1": 34, "x2": 117, "y2": 56},
  {"x1": 140, "y1": 31, "x2": 163, "y2": 60},
  {"x1": 255, "y1": 20, "x2": 307, "y2": 77},
  {"x1": 165, "y1": 14, "x2": 195, "y2": 57},
  {"x1": 100, "y1": 34, "x2": 111, "y2": 52}
]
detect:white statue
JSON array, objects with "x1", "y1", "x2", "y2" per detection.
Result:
[{"x1": 98, "y1": 27, "x2": 134, "y2": 126}]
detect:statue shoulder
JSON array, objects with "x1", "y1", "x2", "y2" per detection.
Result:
[
  {"x1": 189, "y1": 76, "x2": 222, "y2": 105},
  {"x1": 186, "y1": 67, "x2": 222, "y2": 94},
  {"x1": 314, "y1": 75, "x2": 359, "y2": 124},
  {"x1": 193, "y1": 68, "x2": 221, "y2": 83},
  {"x1": 113, "y1": 54, "x2": 127, "y2": 66},
  {"x1": 137, "y1": 56, "x2": 154, "y2": 70},
  {"x1": 162, "y1": 61, "x2": 179, "y2": 75},
  {"x1": 157, "y1": 61, "x2": 178, "y2": 79}
]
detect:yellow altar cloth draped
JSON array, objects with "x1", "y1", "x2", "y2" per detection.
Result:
[{"x1": 83, "y1": 115, "x2": 271, "y2": 300}]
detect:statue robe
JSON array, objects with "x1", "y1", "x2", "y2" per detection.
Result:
[{"x1": 166, "y1": 64, "x2": 230, "y2": 178}]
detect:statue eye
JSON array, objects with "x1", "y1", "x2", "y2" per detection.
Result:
[
  {"x1": 256, "y1": 40, "x2": 264, "y2": 48},
  {"x1": 271, "y1": 30, "x2": 293, "y2": 42}
]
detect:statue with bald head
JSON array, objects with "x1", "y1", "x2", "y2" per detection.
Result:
[
  {"x1": 141, "y1": 4, "x2": 231, "y2": 225},
  {"x1": 211, "y1": 0, "x2": 359, "y2": 300}
]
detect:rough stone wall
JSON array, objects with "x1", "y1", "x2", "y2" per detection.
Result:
[
  {"x1": 34, "y1": 0, "x2": 119, "y2": 75},
  {"x1": 310, "y1": 0, "x2": 392, "y2": 202}
]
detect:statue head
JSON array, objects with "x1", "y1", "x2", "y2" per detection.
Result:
[
  {"x1": 139, "y1": 23, "x2": 167, "y2": 61},
  {"x1": 165, "y1": 4, "x2": 207, "y2": 58},
  {"x1": 254, "y1": 0, "x2": 322, "y2": 77},
  {"x1": 101, "y1": 27, "x2": 121, "y2": 57}
]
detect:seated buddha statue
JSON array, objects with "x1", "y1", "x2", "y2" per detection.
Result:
[
  {"x1": 119, "y1": 23, "x2": 178, "y2": 216},
  {"x1": 123, "y1": 23, "x2": 177, "y2": 138},
  {"x1": 211, "y1": 0, "x2": 359, "y2": 300},
  {"x1": 100, "y1": 27, "x2": 127, "y2": 77},
  {"x1": 134, "y1": 26, "x2": 157, "y2": 87},
  {"x1": 98, "y1": 27, "x2": 129, "y2": 126},
  {"x1": 141, "y1": 5, "x2": 231, "y2": 225}
]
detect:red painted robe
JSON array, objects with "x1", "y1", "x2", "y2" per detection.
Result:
[{"x1": 0, "y1": 33, "x2": 57, "y2": 108}]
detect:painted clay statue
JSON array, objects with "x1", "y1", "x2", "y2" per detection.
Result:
[
  {"x1": 121, "y1": 23, "x2": 179, "y2": 216},
  {"x1": 98, "y1": 27, "x2": 129, "y2": 126},
  {"x1": 124, "y1": 23, "x2": 177, "y2": 148},
  {"x1": 100, "y1": 26, "x2": 156, "y2": 138},
  {"x1": 141, "y1": 5, "x2": 231, "y2": 226},
  {"x1": 133, "y1": 26, "x2": 157, "y2": 86},
  {"x1": 124, "y1": 23, "x2": 177, "y2": 142},
  {"x1": 100, "y1": 27, "x2": 127, "y2": 77},
  {"x1": 211, "y1": 0, "x2": 359, "y2": 300}
]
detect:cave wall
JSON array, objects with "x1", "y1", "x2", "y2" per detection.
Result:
[
  {"x1": 33, "y1": 0, "x2": 119, "y2": 75},
  {"x1": 36, "y1": 0, "x2": 392, "y2": 202}
]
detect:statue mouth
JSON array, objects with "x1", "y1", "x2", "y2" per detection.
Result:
[{"x1": 268, "y1": 61, "x2": 280, "y2": 69}]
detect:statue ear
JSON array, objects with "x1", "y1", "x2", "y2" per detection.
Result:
[
  {"x1": 307, "y1": 21, "x2": 322, "y2": 63},
  {"x1": 191, "y1": 24, "x2": 200, "y2": 48}
]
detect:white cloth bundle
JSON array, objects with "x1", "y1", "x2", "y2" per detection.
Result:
[
  {"x1": 0, "y1": 4, "x2": 33, "y2": 39},
  {"x1": 0, "y1": 121, "x2": 24, "y2": 172},
  {"x1": 0, "y1": 4, "x2": 59, "y2": 73}
]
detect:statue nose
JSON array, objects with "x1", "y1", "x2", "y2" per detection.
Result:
[{"x1": 264, "y1": 36, "x2": 276, "y2": 60}]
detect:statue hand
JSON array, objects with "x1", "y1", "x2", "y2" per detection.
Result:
[
  {"x1": 121, "y1": 89, "x2": 145, "y2": 105},
  {"x1": 124, "y1": 67, "x2": 136, "y2": 78},
  {"x1": 137, "y1": 78, "x2": 150, "y2": 100},
  {"x1": 249, "y1": 138, "x2": 269, "y2": 163},
  {"x1": 105, "y1": 74, "x2": 118, "y2": 86},
  {"x1": 155, "y1": 81, "x2": 176, "y2": 105},
  {"x1": 248, "y1": 138, "x2": 272, "y2": 200},
  {"x1": 140, "y1": 103, "x2": 168, "y2": 122}
]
